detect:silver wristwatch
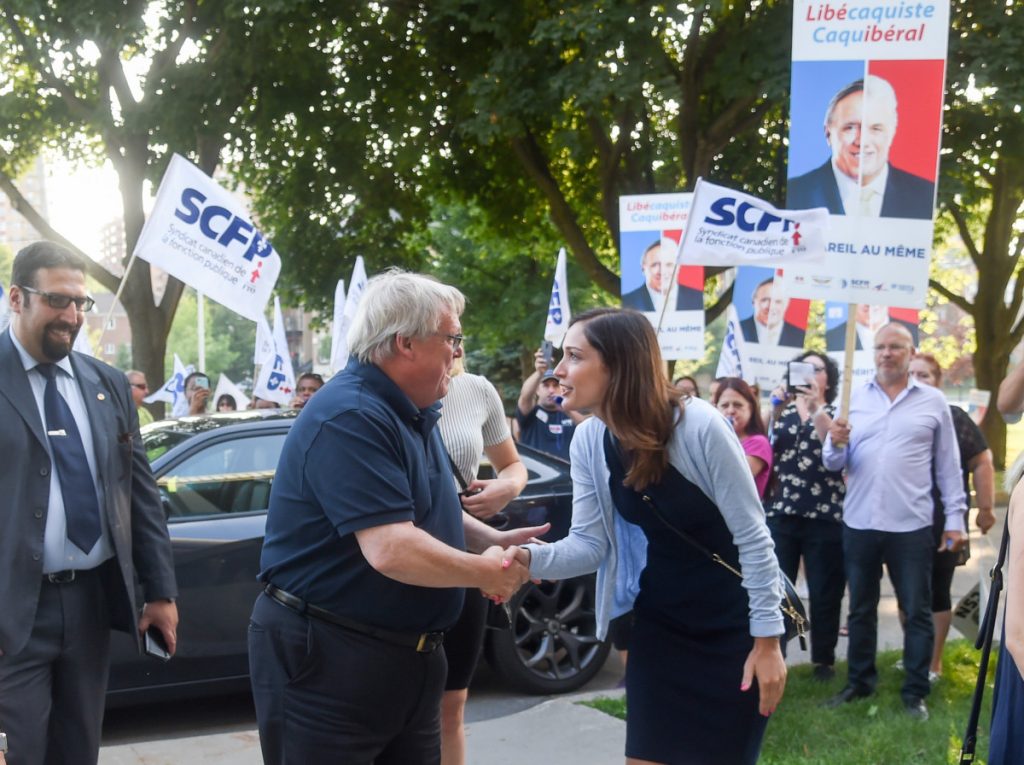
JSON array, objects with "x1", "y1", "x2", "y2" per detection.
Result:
[{"x1": 0, "y1": 730, "x2": 8, "y2": 753}]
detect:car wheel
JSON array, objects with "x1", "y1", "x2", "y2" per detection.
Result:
[{"x1": 485, "y1": 575, "x2": 611, "y2": 695}]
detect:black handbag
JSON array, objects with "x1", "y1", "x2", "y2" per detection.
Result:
[{"x1": 641, "y1": 491, "x2": 809, "y2": 650}]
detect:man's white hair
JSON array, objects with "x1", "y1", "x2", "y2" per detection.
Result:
[
  {"x1": 824, "y1": 74, "x2": 899, "y2": 129},
  {"x1": 347, "y1": 268, "x2": 465, "y2": 365}
]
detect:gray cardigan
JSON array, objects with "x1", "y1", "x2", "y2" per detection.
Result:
[{"x1": 526, "y1": 397, "x2": 785, "y2": 640}]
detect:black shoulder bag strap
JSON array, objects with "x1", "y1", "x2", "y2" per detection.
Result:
[
  {"x1": 603, "y1": 427, "x2": 808, "y2": 649},
  {"x1": 959, "y1": 511, "x2": 1011, "y2": 764},
  {"x1": 443, "y1": 448, "x2": 470, "y2": 494}
]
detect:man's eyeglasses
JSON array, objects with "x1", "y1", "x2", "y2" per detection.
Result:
[
  {"x1": 18, "y1": 285, "x2": 95, "y2": 312},
  {"x1": 129, "y1": 382, "x2": 149, "y2": 390},
  {"x1": 439, "y1": 333, "x2": 464, "y2": 351}
]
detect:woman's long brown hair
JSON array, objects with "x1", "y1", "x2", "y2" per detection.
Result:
[{"x1": 572, "y1": 308, "x2": 682, "y2": 489}]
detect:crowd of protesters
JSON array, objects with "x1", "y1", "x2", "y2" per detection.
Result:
[{"x1": 2, "y1": 241, "x2": 1017, "y2": 765}]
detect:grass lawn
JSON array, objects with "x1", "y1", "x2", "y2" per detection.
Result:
[{"x1": 581, "y1": 639, "x2": 998, "y2": 764}]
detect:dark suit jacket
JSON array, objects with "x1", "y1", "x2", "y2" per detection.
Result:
[
  {"x1": 825, "y1": 322, "x2": 863, "y2": 352},
  {"x1": 622, "y1": 284, "x2": 704, "y2": 312},
  {"x1": 738, "y1": 316, "x2": 805, "y2": 348},
  {"x1": 0, "y1": 331, "x2": 177, "y2": 656},
  {"x1": 787, "y1": 161, "x2": 935, "y2": 220}
]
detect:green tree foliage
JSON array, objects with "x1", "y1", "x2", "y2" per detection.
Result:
[
  {"x1": 0, "y1": 0, "x2": 340, "y2": 391},
  {"x1": 240, "y1": 1, "x2": 792, "y2": 324},
  {"x1": 933, "y1": 0, "x2": 1024, "y2": 466},
  {"x1": 163, "y1": 289, "x2": 256, "y2": 386}
]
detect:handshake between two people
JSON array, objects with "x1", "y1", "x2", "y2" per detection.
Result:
[{"x1": 479, "y1": 544, "x2": 535, "y2": 605}]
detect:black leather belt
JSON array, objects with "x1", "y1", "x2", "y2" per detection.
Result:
[{"x1": 264, "y1": 584, "x2": 445, "y2": 653}]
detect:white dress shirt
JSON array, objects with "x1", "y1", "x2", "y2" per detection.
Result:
[
  {"x1": 822, "y1": 376, "x2": 966, "y2": 533},
  {"x1": 833, "y1": 161, "x2": 889, "y2": 217}
]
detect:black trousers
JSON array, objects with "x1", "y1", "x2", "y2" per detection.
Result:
[
  {"x1": 249, "y1": 592, "x2": 447, "y2": 765},
  {"x1": 0, "y1": 569, "x2": 112, "y2": 765},
  {"x1": 768, "y1": 515, "x2": 846, "y2": 666}
]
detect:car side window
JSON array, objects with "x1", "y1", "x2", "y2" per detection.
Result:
[{"x1": 157, "y1": 433, "x2": 286, "y2": 519}]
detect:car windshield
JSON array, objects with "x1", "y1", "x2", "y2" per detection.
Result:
[{"x1": 142, "y1": 428, "x2": 196, "y2": 463}]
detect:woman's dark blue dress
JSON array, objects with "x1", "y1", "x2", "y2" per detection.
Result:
[
  {"x1": 989, "y1": 582, "x2": 1024, "y2": 763},
  {"x1": 605, "y1": 439, "x2": 768, "y2": 765}
]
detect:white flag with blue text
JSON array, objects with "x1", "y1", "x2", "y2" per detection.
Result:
[
  {"x1": 679, "y1": 177, "x2": 828, "y2": 267},
  {"x1": 0, "y1": 282, "x2": 9, "y2": 333},
  {"x1": 144, "y1": 353, "x2": 193, "y2": 416},
  {"x1": 133, "y1": 153, "x2": 282, "y2": 322},
  {"x1": 544, "y1": 248, "x2": 571, "y2": 348},
  {"x1": 253, "y1": 296, "x2": 296, "y2": 406}
]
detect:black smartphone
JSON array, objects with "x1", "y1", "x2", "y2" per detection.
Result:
[
  {"x1": 541, "y1": 340, "x2": 554, "y2": 370},
  {"x1": 144, "y1": 626, "x2": 172, "y2": 662}
]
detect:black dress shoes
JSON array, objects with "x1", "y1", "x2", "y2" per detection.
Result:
[
  {"x1": 812, "y1": 664, "x2": 836, "y2": 682},
  {"x1": 903, "y1": 697, "x2": 929, "y2": 721},
  {"x1": 821, "y1": 686, "x2": 873, "y2": 708}
]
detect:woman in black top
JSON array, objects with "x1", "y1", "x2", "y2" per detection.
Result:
[
  {"x1": 908, "y1": 353, "x2": 995, "y2": 681},
  {"x1": 767, "y1": 351, "x2": 846, "y2": 681}
]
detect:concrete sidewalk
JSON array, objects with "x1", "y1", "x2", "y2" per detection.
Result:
[{"x1": 99, "y1": 519, "x2": 1004, "y2": 765}]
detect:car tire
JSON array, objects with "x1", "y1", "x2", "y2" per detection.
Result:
[{"x1": 485, "y1": 574, "x2": 611, "y2": 695}]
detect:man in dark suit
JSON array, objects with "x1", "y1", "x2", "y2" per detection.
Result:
[
  {"x1": 787, "y1": 75, "x2": 935, "y2": 221},
  {"x1": 0, "y1": 242, "x2": 178, "y2": 765},
  {"x1": 622, "y1": 239, "x2": 704, "y2": 312},
  {"x1": 739, "y1": 277, "x2": 805, "y2": 348}
]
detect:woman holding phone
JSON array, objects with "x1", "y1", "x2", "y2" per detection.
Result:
[
  {"x1": 766, "y1": 352, "x2": 846, "y2": 680},
  {"x1": 522, "y1": 308, "x2": 786, "y2": 764}
]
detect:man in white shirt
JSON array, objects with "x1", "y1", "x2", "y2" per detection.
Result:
[{"x1": 821, "y1": 323, "x2": 965, "y2": 721}]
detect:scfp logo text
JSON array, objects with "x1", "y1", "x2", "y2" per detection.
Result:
[
  {"x1": 174, "y1": 188, "x2": 275, "y2": 261},
  {"x1": 703, "y1": 197, "x2": 797, "y2": 233}
]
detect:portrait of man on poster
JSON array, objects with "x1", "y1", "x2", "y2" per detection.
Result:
[{"x1": 788, "y1": 74, "x2": 935, "y2": 220}]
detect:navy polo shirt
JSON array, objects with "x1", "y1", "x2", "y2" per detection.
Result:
[
  {"x1": 515, "y1": 405, "x2": 575, "y2": 461},
  {"x1": 259, "y1": 360, "x2": 465, "y2": 633}
]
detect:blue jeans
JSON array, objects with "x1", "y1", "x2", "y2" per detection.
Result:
[
  {"x1": 768, "y1": 515, "x2": 846, "y2": 666},
  {"x1": 843, "y1": 526, "x2": 934, "y2": 701}
]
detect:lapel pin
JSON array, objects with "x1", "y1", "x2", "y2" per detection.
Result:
[{"x1": 97, "y1": 393, "x2": 106, "y2": 401}]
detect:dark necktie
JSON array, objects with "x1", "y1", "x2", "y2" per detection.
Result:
[{"x1": 37, "y1": 363, "x2": 102, "y2": 553}]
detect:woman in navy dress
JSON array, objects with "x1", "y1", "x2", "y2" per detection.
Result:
[{"x1": 523, "y1": 308, "x2": 787, "y2": 764}]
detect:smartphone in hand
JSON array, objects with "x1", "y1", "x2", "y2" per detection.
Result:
[
  {"x1": 787, "y1": 361, "x2": 815, "y2": 394},
  {"x1": 541, "y1": 340, "x2": 554, "y2": 371},
  {"x1": 144, "y1": 626, "x2": 172, "y2": 662}
]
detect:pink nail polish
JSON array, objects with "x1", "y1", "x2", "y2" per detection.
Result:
[
  {"x1": 740, "y1": 682, "x2": 751, "y2": 691},
  {"x1": 501, "y1": 558, "x2": 511, "y2": 569}
]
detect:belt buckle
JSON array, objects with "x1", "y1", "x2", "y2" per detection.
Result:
[
  {"x1": 47, "y1": 570, "x2": 75, "y2": 584},
  {"x1": 416, "y1": 632, "x2": 442, "y2": 653}
]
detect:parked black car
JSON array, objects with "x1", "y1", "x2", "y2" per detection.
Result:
[{"x1": 106, "y1": 410, "x2": 609, "y2": 706}]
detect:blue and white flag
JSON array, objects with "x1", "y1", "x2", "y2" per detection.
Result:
[
  {"x1": 714, "y1": 304, "x2": 745, "y2": 380},
  {"x1": 133, "y1": 153, "x2": 281, "y2": 322},
  {"x1": 679, "y1": 177, "x2": 828, "y2": 267},
  {"x1": 253, "y1": 296, "x2": 296, "y2": 406},
  {"x1": 544, "y1": 248, "x2": 571, "y2": 348},
  {"x1": 145, "y1": 353, "x2": 193, "y2": 415},
  {"x1": 331, "y1": 256, "x2": 368, "y2": 372},
  {"x1": 0, "y1": 282, "x2": 9, "y2": 333}
]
